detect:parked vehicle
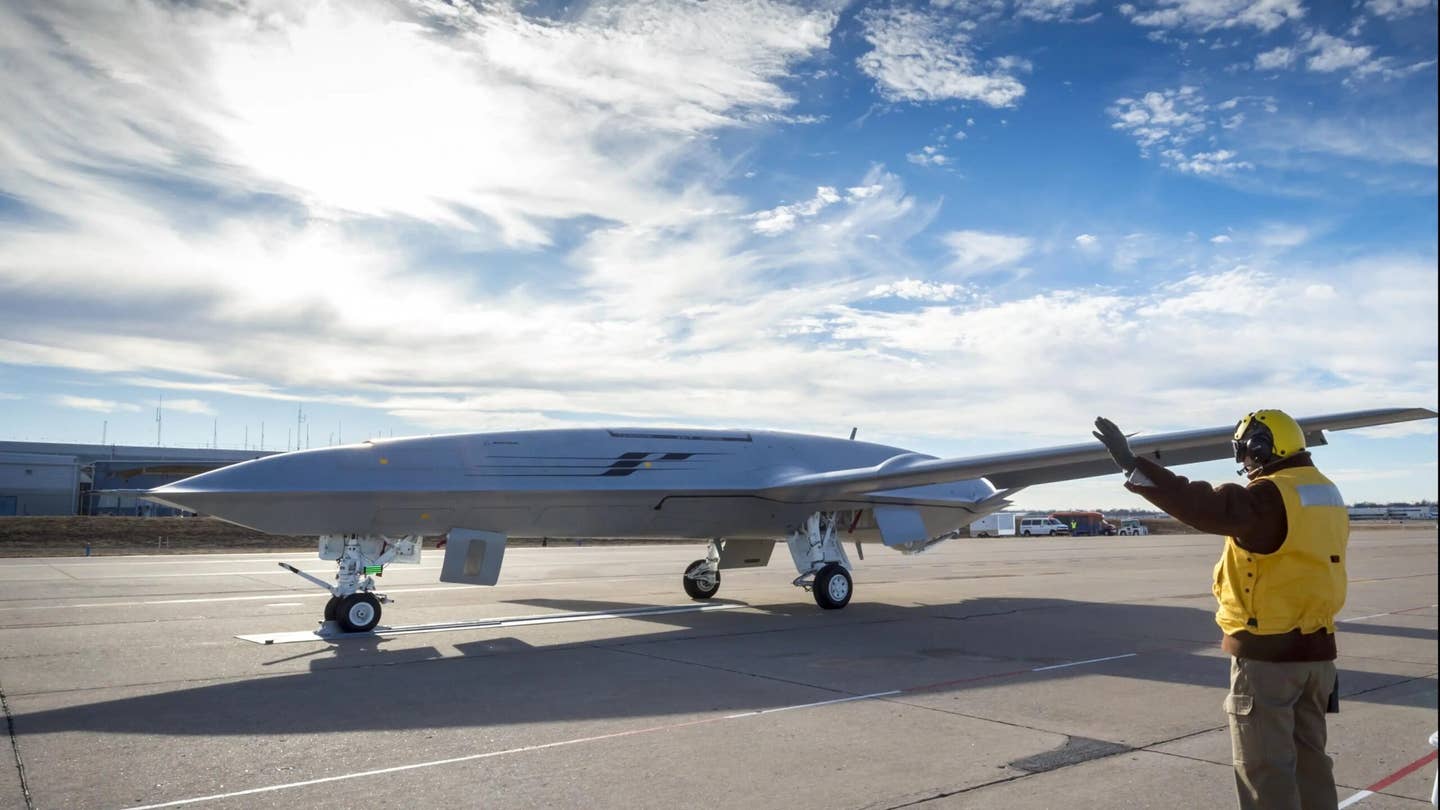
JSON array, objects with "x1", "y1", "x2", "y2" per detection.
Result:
[
  {"x1": 1050, "y1": 511, "x2": 1115, "y2": 536},
  {"x1": 1117, "y1": 518, "x2": 1149, "y2": 536},
  {"x1": 969, "y1": 513, "x2": 1017, "y2": 537},
  {"x1": 1019, "y1": 516, "x2": 1070, "y2": 536}
]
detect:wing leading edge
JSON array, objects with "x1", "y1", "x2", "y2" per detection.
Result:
[{"x1": 762, "y1": 407, "x2": 1437, "y2": 502}]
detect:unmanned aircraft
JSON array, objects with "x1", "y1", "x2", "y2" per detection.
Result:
[{"x1": 145, "y1": 407, "x2": 1437, "y2": 632}]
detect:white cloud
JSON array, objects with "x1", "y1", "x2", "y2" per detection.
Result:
[
  {"x1": 856, "y1": 7, "x2": 1026, "y2": 107},
  {"x1": 1014, "y1": 0, "x2": 1100, "y2": 22},
  {"x1": 1304, "y1": 32, "x2": 1376, "y2": 73},
  {"x1": 0, "y1": 1, "x2": 1432, "y2": 477},
  {"x1": 1163, "y1": 148, "x2": 1254, "y2": 174},
  {"x1": 1255, "y1": 46, "x2": 1296, "y2": 70},
  {"x1": 1253, "y1": 30, "x2": 1400, "y2": 79},
  {"x1": 1210, "y1": 234, "x2": 1232, "y2": 243},
  {"x1": 943, "y1": 230, "x2": 1033, "y2": 274},
  {"x1": 867, "y1": 278, "x2": 970, "y2": 302},
  {"x1": 747, "y1": 186, "x2": 843, "y2": 235},
  {"x1": 792, "y1": 256, "x2": 1437, "y2": 450},
  {"x1": 1110, "y1": 87, "x2": 1260, "y2": 175},
  {"x1": 1108, "y1": 86, "x2": 1208, "y2": 155},
  {"x1": 1365, "y1": 0, "x2": 1436, "y2": 19},
  {"x1": 906, "y1": 144, "x2": 952, "y2": 166},
  {"x1": 1255, "y1": 223, "x2": 1313, "y2": 247},
  {"x1": 1074, "y1": 233, "x2": 1099, "y2": 248},
  {"x1": 54, "y1": 396, "x2": 140, "y2": 413},
  {"x1": 0, "y1": 1, "x2": 838, "y2": 251},
  {"x1": 1118, "y1": 0, "x2": 1304, "y2": 32},
  {"x1": 163, "y1": 398, "x2": 216, "y2": 416}
]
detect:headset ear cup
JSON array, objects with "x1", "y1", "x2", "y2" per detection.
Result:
[{"x1": 1248, "y1": 433, "x2": 1273, "y2": 464}]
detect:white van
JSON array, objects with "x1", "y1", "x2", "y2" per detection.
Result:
[{"x1": 1019, "y1": 516, "x2": 1070, "y2": 536}]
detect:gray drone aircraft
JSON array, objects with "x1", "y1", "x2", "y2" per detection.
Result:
[{"x1": 146, "y1": 407, "x2": 1436, "y2": 633}]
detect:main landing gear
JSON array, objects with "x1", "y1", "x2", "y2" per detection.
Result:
[
  {"x1": 682, "y1": 542, "x2": 722, "y2": 600},
  {"x1": 281, "y1": 535, "x2": 420, "y2": 633},
  {"x1": 787, "y1": 512, "x2": 853, "y2": 609},
  {"x1": 680, "y1": 512, "x2": 855, "y2": 610}
]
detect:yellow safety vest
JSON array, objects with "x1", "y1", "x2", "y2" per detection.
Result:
[{"x1": 1213, "y1": 466, "x2": 1349, "y2": 636}]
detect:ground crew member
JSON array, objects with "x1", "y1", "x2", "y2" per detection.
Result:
[{"x1": 1093, "y1": 410, "x2": 1347, "y2": 810}]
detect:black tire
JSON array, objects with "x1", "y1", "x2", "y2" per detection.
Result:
[
  {"x1": 682, "y1": 559, "x2": 720, "y2": 600},
  {"x1": 323, "y1": 596, "x2": 340, "y2": 622},
  {"x1": 812, "y1": 563, "x2": 852, "y2": 610},
  {"x1": 1022, "y1": 530, "x2": 1031, "y2": 537},
  {"x1": 337, "y1": 593, "x2": 382, "y2": 633}
]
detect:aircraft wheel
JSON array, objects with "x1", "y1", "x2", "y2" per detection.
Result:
[
  {"x1": 813, "y1": 563, "x2": 852, "y2": 610},
  {"x1": 323, "y1": 596, "x2": 340, "y2": 622},
  {"x1": 683, "y1": 560, "x2": 720, "y2": 600},
  {"x1": 337, "y1": 593, "x2": 382, "y2": 633}
]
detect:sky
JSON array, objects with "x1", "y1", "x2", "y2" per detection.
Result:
[{"x1": 0, "y1": 0, "x2": 1436, "y2": 511}]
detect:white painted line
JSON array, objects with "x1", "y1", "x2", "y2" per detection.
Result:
[
  {"x1": 1031, "y1": 653, "x2": 1138, "y2": 672},
  {"x1": 236, "y1": 602, "x2": 744, "y2": 645},
  {"x1": 724, "y1": 690, "x2": 902, "y2": 718},
  {"x1": 1336, "y1": 748, "x2": 1438, "y2": 808},
  {"x1": 1336, "y1": 790, "x2": 1373, "y2": 808},
  {"x1": 1339, "y1": 603, "x2": 1439, "y2": 623},
  {"x1": 263, "y1": 603, "x2": 303, "y2": 608},
  {"x1": 53, "y1": 569, "x2": 350, "y2": 579},
  {"x1": 118, "y1": 679, "x2": 892, "y2": 810},
  {"x1": 1341, "y1": 612, "x2": 1394, "y2": 623}
]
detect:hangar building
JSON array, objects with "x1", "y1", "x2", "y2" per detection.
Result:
[{"x1": 0, "y1": 441, "x2": 272, "y2": 516}]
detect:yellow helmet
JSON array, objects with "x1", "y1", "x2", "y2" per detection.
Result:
[{"x1": 1232, "y1": 409, "x2": 1306, "y2": 464}]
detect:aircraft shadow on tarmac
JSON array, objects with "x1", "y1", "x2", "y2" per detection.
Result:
[{"x1": 15, "y1": 597, "x2": 1436, "y2": 738}]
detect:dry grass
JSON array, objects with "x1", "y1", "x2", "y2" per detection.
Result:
[{"x1": 0, "y1": 517, "x2": 693, "y2": 557}]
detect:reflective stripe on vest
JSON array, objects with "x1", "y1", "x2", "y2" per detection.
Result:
[{"x1": 1212, "y1": 466, "x2": 1349, "y2": 636}]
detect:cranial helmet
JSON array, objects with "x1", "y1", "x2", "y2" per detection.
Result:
[{"x1": 1232, "y1": 409, "x2": 1306, "y2": 465}]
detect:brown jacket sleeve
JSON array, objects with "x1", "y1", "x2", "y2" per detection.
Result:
[{"x1": 1124, "y1": 457, "x2": 1288, "y2": 554}]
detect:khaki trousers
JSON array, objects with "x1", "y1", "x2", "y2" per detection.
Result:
[{"x1": 1225, "y1": 656, "x2": 1338, "y2": 810}]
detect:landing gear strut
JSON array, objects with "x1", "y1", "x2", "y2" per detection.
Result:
[
  {"x1": 787, "y1": 512, "x2": 854, "y2": 610},
  {"x1": 682, "y1": 540, "x2": 722, "y2": 600},
  {"x1": 281, "y1": 535, "x2": 420, "y2": 633}
]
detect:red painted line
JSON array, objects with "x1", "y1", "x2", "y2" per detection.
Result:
[{"x1": 1364, "y1": 749, "x2": 1437, "y2": 793}]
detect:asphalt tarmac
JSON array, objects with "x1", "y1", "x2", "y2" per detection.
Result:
[{"x1": 0, "y1": 527, "x2": 1435, "y2": 809}]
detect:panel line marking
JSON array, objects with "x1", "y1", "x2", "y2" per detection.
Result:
[{"x1": 1337, "y1": 749, "x2": 1438, "y2": 808}]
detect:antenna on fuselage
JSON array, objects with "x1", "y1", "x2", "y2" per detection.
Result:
[{"x1": 848, "y1": 427, "x2": 858, "y2": 440}]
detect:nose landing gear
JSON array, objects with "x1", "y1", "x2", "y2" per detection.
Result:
[{"x1": 282, "y1": 535, "x2": 421, "y2": 633}]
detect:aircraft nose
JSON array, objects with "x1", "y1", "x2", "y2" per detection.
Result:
[{"x1": 144, "y1": 448, "x2": 334, "y2": 513}]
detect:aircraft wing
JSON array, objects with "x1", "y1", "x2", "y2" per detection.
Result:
[{"x1": 762, "y1": 407, "x2": 1437, "y2": 502}]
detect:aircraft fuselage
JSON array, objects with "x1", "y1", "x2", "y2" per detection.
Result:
[{"x1": 147, "y1": 427, "x2": 997, "y2": 539}]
